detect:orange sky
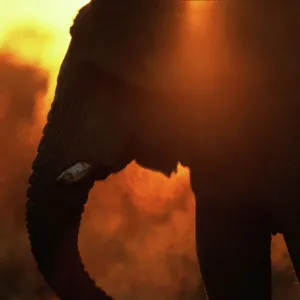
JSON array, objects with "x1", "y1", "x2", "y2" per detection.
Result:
[
  {"x1": 0, "y1": 0, "x2": 89, "y2": 118},
  {"x1": 0, "y1": 0, "x2": 88, "y2": 63}
]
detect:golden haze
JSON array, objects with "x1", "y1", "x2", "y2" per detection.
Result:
[{"x1": 0, "y1": 0, "x2": 298, "y2": 299}]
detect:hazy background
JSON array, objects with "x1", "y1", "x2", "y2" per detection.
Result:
[{"x1": 0, "y1": 1, "x2": 299, "y2": 299}]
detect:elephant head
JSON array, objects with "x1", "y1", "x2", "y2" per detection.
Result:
[{"x1": 25, "y1": 2, "x2": 198, "y2": 299}]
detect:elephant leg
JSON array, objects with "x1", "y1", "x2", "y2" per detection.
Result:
[
  {"x1": 191, "y1": 173, "x2": 272, "y2": 300},
  {"x1": 273, "y1": 181, "x2": 300, "y2": 281}
]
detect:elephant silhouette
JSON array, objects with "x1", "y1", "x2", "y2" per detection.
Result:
[{"x1": 26, "y1": 1, "x2": 300, "y2": 300}]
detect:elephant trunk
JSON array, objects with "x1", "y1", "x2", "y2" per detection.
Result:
[
  {"x1": 25, "y1": 149, "x2": 113, "y2": 300},
  {"x1": 26, "y1": 150, "x2": 113, "y2": 300},
  {"x1": 24, "y1": 44, "x2": 135, "y2": 299}
]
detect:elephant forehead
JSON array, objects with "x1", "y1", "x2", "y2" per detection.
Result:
[{"x1": 70, "y1": 1, "x2": 228, "y2": 93}]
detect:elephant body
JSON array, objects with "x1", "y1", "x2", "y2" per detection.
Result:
[{"x1": 26, "y1": 1, "x2": 300, "y2": 300}]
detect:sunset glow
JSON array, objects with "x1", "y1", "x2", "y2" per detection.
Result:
[{"x1": 0, "y1": 2, "x2": 297, "y2": 299}]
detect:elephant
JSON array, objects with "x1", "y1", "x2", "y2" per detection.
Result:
[{"x1": 26, "y1": 1, "x2": 300, "y2": 300}]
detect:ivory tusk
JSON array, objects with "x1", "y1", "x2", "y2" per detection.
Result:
[{"x1": 57, "y1": 162, "x2": 93, "y2": 184}]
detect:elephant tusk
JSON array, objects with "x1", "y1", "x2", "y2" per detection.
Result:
[{"x1": 57, "y1": 162, "x2": 93, "y2": 184}]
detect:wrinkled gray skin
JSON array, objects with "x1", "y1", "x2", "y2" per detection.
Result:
[{"x1": 26, "y1": 1, "x2": 300, "y2": 300}]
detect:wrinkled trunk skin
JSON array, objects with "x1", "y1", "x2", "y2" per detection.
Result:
[
  {"x1": 26, "y1": 47, "x2": 134, "y2": 299},
  {"x1": 26, "y1": 155, "x2": 112, "y2": 300}
]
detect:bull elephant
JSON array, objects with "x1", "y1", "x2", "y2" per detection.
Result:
[{"x1": 26, "y1": 1, "x2": 300, "y2": 300}]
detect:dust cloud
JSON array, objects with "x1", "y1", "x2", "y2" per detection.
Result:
[
  {"x1": 0, "y1": 48, "x2": 53, "y2": 299},
  {"x1": 0, "y1": 14, "x2": 300, "y2": 300}
]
